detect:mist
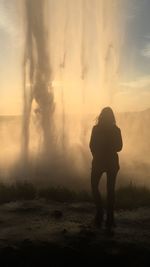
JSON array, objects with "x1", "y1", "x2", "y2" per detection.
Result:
[{"x1": 0, "y1": 0, "x2": 150, "y2": 189}]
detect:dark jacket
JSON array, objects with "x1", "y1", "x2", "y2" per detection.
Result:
[{"x1": 89, "y1": 123, "x2": 123, "y2": 172}]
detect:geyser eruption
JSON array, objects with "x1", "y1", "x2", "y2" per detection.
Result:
[
  {"x1": 1, "y1": 0, "x2": 150, "y2": 189},
  {"x1": 96, "y1": 0, "x2": 125, "y2": 105},
  {"x1": 21, "y1": 0, "x2": 125, "y2": 181},
  {"x1": 19, "y1": 0, "x2": 127, "y2": 187},
  {"x1": 23, "y1": 0, "x2": 54, "y2": 163}
]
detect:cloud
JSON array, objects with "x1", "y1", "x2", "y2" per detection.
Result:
[
  {"x1": 141, "y1": 43, "x2": 150, "y2": 58},
  {"x1": 114, "y1": 75, "x2": 150, "y2": 112},
  {"x1": 116, "y1": 75, "x2": 150, "y2": 111},
  {"x1": 0, "y1": 1, "x2": 16, "y2": 36},
  {"x1": 120, "y1": 75, "x2": 150, "y2": 89},
  {"x1": 0, "y1": 0, "x2": 23, "y2": 47}
]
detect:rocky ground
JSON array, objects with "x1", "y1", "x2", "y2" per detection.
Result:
[{"x1": 0, "y1": 199, "x2": 150, "y2": 266}]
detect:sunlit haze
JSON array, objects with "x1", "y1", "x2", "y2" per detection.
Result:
[
  {"x1": 0, "y1": 1, "x2": 150, "y2": 115},
  {"x1": 0, "y1": 0, "x2": 150, "y2": 189}
]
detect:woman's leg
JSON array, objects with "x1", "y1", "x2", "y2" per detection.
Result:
[
  {"x1": 91, "y1": 164, "x2": 103, "y2": 225},
  {"x1": 106, "y1": 170, "x2": 118, "y2": 227}
]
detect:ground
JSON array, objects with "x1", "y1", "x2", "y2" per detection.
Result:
[{"x1": 0, "y1": 199, "x2": 150, "y2": 266}]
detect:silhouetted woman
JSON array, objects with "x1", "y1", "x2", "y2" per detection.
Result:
[{"x1": 89, "y1": 107, "x2": 123, "y2": 229}]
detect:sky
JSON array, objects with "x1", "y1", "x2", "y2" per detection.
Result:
[{"x1": 1, "y1": 0, "x2": 150, "y2": 115}]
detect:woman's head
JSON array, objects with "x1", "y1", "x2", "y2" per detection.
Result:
[{"x1": 97, "y1": 107, "x2": 116, "y2": 126}]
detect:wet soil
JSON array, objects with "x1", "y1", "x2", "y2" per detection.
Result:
[{"x1": 0, "y1": 200, "x2": 150, "y2": 266}]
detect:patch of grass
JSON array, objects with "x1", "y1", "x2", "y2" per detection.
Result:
[
  {"x1": 38, "y1": 187, "x2": 91, "y2": 202},
  {"x1": 116, "y1": 183, "x2": 150, "y2": 210},
  {"x1": 0, "y1": 182, "x2": 36, "y2": 204},
  {"x1": 0, "y1": 182, "x2": 150, "y2": 209}
]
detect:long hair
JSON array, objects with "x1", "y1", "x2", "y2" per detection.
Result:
[{"x1": 97, "y1": 107, "x2": 116, "y2": 126}]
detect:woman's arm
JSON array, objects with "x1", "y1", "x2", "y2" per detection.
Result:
[
  {"x1": 114, "y1": 127, "x2": 123, "y2": 152},
  {"x1": 89, "y1": 126, "x2": 96, "y2": 156}
]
